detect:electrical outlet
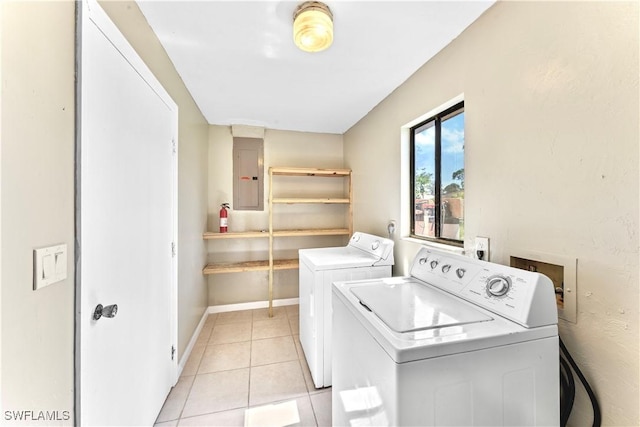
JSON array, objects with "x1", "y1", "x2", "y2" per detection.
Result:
[
  {"x1": 387, "y1": 220, "x2": 396, "y2": 237},
  {"x1": 475, "y1": 237, "x2": 489, "y2": 261}
]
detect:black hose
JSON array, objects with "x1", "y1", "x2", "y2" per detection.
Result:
[
  {"x1": 559, "y1": 361, "x2": 569, "y2": 426},
  {"x1": 559, "y1": 337, "x2": 602, "y2": 427},
  {"x1": 559, "y1": 354, "x2": 575, "y2": 427}
]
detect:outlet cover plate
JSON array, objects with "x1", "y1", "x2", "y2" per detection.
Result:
[{"x1": 475, "y1": 237, "x2": 489, "y2": 251}]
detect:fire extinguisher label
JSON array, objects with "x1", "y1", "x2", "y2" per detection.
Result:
[{"x1": 220, "y1": 218, "x2": 228, "y2": 227}]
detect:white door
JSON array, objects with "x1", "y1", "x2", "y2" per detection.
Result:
[{"x1": 77, "y1": 1, "x2": 178, "y2": 425}]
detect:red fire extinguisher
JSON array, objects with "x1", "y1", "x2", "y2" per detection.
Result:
[{"x1": 219, "y1": 203, "x2": 230, "y2": 233}]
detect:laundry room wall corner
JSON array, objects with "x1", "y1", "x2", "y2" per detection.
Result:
[{"x1": 206, "y1": 126, "x2": 345, "y2": 306}]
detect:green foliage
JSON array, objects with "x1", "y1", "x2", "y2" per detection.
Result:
[
  {"x1": 415, "y1": 169, "x2": 434, "y2": 198},
  {"x1": 452, "y1": 168, "x2": 464, "y2": 189}
]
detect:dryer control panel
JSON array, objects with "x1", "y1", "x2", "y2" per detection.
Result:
[
  {"x1": 349, "y1": 232, "x2": 394, "y2": 265},
  {"x1": 410, "y1": 247, "x2": 557, "y2": 328}
]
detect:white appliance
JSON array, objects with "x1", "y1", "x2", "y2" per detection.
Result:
[
  {"x1": 299, "y1": 232, "x2": 395, "y2": 389},
  {"x1": 333, "y1": 247, "x2": 559, "y2": 426}
]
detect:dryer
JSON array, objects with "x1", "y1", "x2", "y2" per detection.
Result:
[
  {"x1": 299, "y1": 232, "x2": 394, "y2": 389},
  {"x1": 332, "y1": 246, "x2": 559, "y2": 426}
]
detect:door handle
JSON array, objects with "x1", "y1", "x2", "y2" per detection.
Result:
[{"x1": 93, "y1": 304, "x2": 118, "y2": 320}]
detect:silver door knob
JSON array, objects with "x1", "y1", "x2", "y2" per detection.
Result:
[{"x1": 93, "y1": 304, "x2": 118, "y2": 320}]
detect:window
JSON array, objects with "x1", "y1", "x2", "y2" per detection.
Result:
[{"x1": 410, "y1": 101, "x2": 464, "y2": 245}]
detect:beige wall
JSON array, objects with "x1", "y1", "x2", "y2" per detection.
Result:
[
  {"x1": 344, "y1": 2, "x2": 639, "y2": 426},
  {"x1": 100, "y1": 1, "x2": 210, "y2": 359},
  {"x1": 207, "y1": 126, "x2": 345, "y2": 306},
  {"x1": 1, "y1": 1, "x2": 75, "y2": 422}
]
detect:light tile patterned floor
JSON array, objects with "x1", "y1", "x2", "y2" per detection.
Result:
[{"x1": 154, "y1": 305, "x2": 331, "y2": 426}]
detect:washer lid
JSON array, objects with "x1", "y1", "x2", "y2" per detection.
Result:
[
  {"x1": 351, "y1": 282, "x2": 493, "y2": 333},
  {"x1": 299, "y1": 247, "x2": 381, "y2": 270}
]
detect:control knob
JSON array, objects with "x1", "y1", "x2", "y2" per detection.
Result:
[
  {"x1": 456, "y1": 268, "x2": 466, "y2": 279},
  {"x1": 441, "y1": 264, "x2": 451, "y2": 273},
  {"x1": 486, "y1": 275, "x2": 511, "y2": 297},
  {"x1": 430, "y1": 260, "x2": 439, "y2": 269}
]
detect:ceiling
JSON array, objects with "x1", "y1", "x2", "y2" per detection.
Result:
[{"x1": 136, "y1": 1, "x2": 494, "y2": 134}]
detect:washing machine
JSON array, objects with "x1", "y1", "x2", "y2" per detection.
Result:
[
  {"x1": 332, "y1": 246, "x2": 559, "y2": 426},
  {"x1": 299, "y1": 232, "x2": 394, "y2": 389}
]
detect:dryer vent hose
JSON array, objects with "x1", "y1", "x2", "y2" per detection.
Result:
[{"x1": 559, "y1": 337, "x2": 601, "y2": 427}]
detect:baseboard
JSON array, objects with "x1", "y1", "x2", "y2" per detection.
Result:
[
  {"x1": 177, "y1": 309, "x2": 209, "y2": 378},
  {"x1": 177, "y1": 298, "x2": 299, "y2": 377},
  {"x1": 208, "y1": 297, "x2": 300, "y2": 314}
]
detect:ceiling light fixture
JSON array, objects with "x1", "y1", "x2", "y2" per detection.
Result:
[{"x1": 293, "y1": 1, "x2": 333, "y2": 53}]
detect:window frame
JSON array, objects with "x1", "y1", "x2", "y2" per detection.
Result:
[{"x1": 409, "y1": 100, "x2": 465, "y2": 247}]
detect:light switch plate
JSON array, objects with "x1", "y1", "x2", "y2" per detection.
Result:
[{"x1": 33, "y1": 244, "x2": 67, "y2": 290}]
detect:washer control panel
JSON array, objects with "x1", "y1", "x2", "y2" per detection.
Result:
[{"x1": 410, "y1": 247, "x2": 557, "y2": 328}]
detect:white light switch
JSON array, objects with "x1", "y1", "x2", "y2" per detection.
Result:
[
  {"x1": 43, "y1": 254, "x2": 54, "y2": 278},
  {"x1": 34, "y1": 244, "x2": 68, "y2": 290},
  {"x1": 55, "y1": 248, "x2": 66, "y2": 275}
]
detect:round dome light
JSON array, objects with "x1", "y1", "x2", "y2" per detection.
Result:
[{"x1": 293, "y1": 2, "x2": 333, "y2": 53}]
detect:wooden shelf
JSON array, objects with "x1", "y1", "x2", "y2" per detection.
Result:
[
  {"x1": 204, "y1": 166, "x2": 352, "y2": 317},
  {"x1": 203, "y1": 258, "x2": 299, "y2": 275},
  {"x1": 204, "y1": 228, "x2": 349, "y2": 239},
  {"x1": 273, "y1": 228, "x2": 350, "y2": 237},
  {"x1": 267, "y1": 166, "x2": 353, "y2": 317},
  {"x1": 203, "y1": 231, "x2": 268, "y2": 239},
  {"x1": 270, "y1": 167, "x2": 351, "y2": 177},
  {"x1": 272, "y1": 198, "x2": 350, "y2": 204}
]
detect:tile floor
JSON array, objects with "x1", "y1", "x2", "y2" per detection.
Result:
[{"x1": 154, "y1": 305, "x2": 332, "y2": 426}]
